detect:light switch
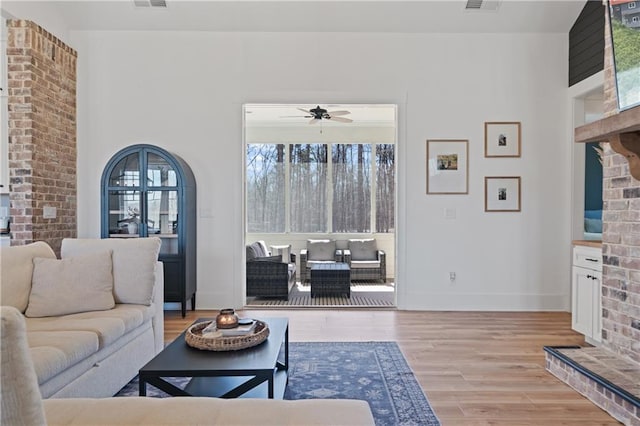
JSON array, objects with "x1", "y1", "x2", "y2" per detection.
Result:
[
  {"x1": 444, "y1": 208, "x2": 456, "y2": 219},
  {"x1": 43, "y1": 206, "x2": 56, "y2": 219}
]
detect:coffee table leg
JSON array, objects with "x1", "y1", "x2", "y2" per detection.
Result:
[
  {"x1": 268, "y1": 375, "x2": 274, "y2": 398},
  {"x1": 139, "y1": 376, "x2": 147, "y2": 396}
]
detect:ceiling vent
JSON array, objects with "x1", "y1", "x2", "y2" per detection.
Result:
[
  {"x1": 465, "y1": 0, "x2": 501, "y2": 11},
  {"x1": 133, "y1": 0, "x2": 167, "y2": 8}
]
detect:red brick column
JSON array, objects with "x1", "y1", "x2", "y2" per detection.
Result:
[{"x1": 7, "y1": 20, "x2": 77, "y2": 256}]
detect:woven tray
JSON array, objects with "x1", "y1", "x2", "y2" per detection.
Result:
[{"x1": 185, "y1": 320, "x2": 269, "y2": 351}]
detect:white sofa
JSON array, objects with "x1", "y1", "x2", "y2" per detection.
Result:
[
  {"x1": 1, "y1": 305, "x2": 375, "y2": 425},
  {"x1": 0, "y1": 238, "x2": 165, "y2": 399}
]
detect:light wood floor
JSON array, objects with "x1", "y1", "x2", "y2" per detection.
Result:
[{"x1": 165, "y1": 309, "x2": 620, "y2": 426}]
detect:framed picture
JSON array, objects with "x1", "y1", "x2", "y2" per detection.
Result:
[
  {"x1": 426, "y1": 139, "x2": 468, "y2": 194},
  {"x1": 485, "y1": 176, "x2": 521, "y2": 212},
  {"x1": 484, "y1": 122, "x2": 521, "y2": 158}
]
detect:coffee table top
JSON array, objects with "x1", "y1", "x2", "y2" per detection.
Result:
[
  {"x1": 311, "y1": 262, "x2": 350, "y2": 271},
  {"x1": 140, "y1": 317, "x2": 288, "y2": 376}
]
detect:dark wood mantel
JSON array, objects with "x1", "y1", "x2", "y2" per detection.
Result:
[{"x1": 575, "y1": 106, "x2": 640, "y2": 179}]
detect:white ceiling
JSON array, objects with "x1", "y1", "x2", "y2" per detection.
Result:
[{"x1": 2, "y1": 0, "x2": 587, "y2": 33}]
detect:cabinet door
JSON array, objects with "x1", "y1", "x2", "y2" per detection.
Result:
[
  {"x1": 572, "y1": 266, "x2": 594, "y2": 337},
  {"x1": 107, "y1": 190, "x2": 142, "y2": 237},
  {"x1": 146, "y1": 190, "x2": 178, "y2": 254}
]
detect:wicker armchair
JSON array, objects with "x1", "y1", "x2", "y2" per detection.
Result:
[
  {"x1": 246, "y1": 241, "x2": 296, "y2": 300},
  {"x1": 343, "y1": 239, "x2": 386, "y2": 283},
  {"x1": 300, "y1": 239, "x2": 343, "y2": 283}
]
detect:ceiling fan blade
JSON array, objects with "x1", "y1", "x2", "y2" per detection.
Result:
[
  {"x1": 329, "y1": 116, "x2": 353, "y2": 123},
  {"x1": 328, "y1": 110, "x2": 351, "y2": 116},
  {"x1": 298, "y1": 108, "x2": 312, "y2": 114},
  {"x1": 309, "y1": 118, "x2": 320, "y2": 124}
]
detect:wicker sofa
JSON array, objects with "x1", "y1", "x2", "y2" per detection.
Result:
[{"x1": 246, "y1": 241, "x2": 296, "y2": 300}]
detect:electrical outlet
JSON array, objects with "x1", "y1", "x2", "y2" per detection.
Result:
[
  {"x1": 449, "y1": 272, "x2": 456, "y2": 282},
  {"x1": 43, "y1": 206, "x2": 56, "y2": 219}
]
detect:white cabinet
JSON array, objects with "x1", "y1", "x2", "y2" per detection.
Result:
[{"x1": 571, "y1": 245, "x2": 602, "y2": 345}]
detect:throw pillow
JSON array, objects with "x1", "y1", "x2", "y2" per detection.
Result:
[
  {"x1": 25, "y1": 251, "x2": 115, "y2": 318},
  {"x1": 307, "y1": 239, "x2": 336, "y2": 261},
  {"x1": 584, "y1": 218, "x2": 603, "y2": 233},
  {"x1": 271, "y1": 245, "x2": 291, "y2": 264},
  {"x1": 349, "y1": 239, "x2": 378, "y2": 261},
  {"x1": 61, "y1": 238, "x2": 161, "y2": 306},
  {"x1": 0, "y1": 241, "x2": 56, "y2": 313},
  {"x1": 246, "y1": 245, "x2": 258, "y2": 261}
]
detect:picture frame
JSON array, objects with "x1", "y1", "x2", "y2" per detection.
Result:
[
  {"x1": 426, "y1": 139, "x2": 468, "y2": 194},
  {"x1": 484, "y1": 176, "x2": 521, "y2": 212},
  {"x1": 484, "y1": 122, "x2": 521, "y2": 158}
]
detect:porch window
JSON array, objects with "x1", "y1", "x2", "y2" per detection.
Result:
[{"x1": 246, "y1": 142, "x2": 394, "y2": 233}]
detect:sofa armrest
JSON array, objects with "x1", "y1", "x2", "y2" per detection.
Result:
[
  {"x1": 247, "y1": 259, "x2": 288, "y2": 276},
  {"x1": 343, "y1": 249, "x2": 351, "y2": 265},
  {"x1": 378, "y1": 250, "x2": 386, "y2": 282},
  {"x1": 152, "y1": 261, "x2": 164, "y2": 354},
  {"x1": 300, "y1": 250, "x2": 308, "y2": 282}
]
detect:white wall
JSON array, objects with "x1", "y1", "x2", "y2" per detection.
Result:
[{"x1": 1, "y1": 5, "x2": 573, "y2": 311}]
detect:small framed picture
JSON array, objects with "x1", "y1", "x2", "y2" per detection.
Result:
[
  {"x1": 485, "y1": 176, "x2": 521, "y2": 212},
  {"x1": 484, "y1": 122, "x2": 521, "y2": 157},
  {"x1": 426, "y1": 139, "x2": 468, "y2": 194}
]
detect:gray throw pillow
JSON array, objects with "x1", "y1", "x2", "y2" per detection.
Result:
[
  {"x1": 246, "y1": 245, "x2": 258, "y2": 261},
  {"x1": 250, "y1": 242, "x2": 265, "y2": 257},
  {"x1": 307, "y1": 239, "x2": 336, "y2": 261},
  {"x1": 349, "y1": 239, "x2": 377, "y2": 261}
]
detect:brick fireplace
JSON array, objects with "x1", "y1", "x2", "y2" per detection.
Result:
[
  {"x1": 6, "y1": 20, "x2": 77, "y2": 256},
  {"x1": 546, "y1": 3, "x2": 640, "y2": 425}
]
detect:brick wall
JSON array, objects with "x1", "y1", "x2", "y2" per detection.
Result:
[
  {"x1": 601, "y1": 5, "x2": 640, "y2": 363},
  {"x1": 6, "y1": 20, "x2": 77, "y2": 256},
  {"x1": 546, "y1": 353, "x2": 639, "y2": 424}
]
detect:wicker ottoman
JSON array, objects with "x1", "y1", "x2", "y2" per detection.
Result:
[{"x1": 310, "y1": 263, "x2": 351, "y2": 298}]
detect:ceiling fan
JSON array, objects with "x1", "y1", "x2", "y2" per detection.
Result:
[{"x1": 284, "y1": 105, "x2": 353, "y2": 124}]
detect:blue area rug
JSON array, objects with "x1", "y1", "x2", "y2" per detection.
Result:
[{"x1": 115, "y1": 341, "x2": 440, "y2": 426}]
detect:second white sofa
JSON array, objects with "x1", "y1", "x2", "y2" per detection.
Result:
[{"x1": 0, "y1": 238, "x2": 164, "y2": 398}]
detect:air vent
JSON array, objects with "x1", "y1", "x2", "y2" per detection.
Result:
[
  {"x1": 465, "y1": 0, "x2": 501, "y2": 11},
  {"x1": 133, "y1": 0, "x2": 167, "y2": 8},
  {"x1": 466, "y1": 0, "x2": 483, "y2": 9}
]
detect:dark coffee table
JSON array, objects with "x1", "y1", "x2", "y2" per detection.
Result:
[
  {"x1": 310, "y1": 263, "x2": 351, "y2": 297},
  {"x1": 139, "y1": 317, "x2": 288, "y2": 399}
]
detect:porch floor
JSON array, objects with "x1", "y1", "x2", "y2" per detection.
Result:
[{"x1": 245, "y1": 281, "x2": 395, "y2": 308}]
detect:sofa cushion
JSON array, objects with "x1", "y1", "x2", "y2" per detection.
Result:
[
  {"x1": 0, "y1": 242, "x2": 56, "y2": 312},
  {"x1": 25, "y1": 251, "x2": 115, "y2": 318},
  {"x1": 27, "y1": 331, "x2": 100, "y2": 385},
  {"x1": 307, "y1": 239, "x2": 336, "y2": 261},
  {"x1": 61, "y1": 238, "x2": 161, "y2": 306},
  {"x1": 43, "y1": 398, "x2": 375, "y2": 426},
  {"x1": 348, "y1": 239, "x2": 378, "y2": 261},
  {"x1": 350, "y1": 260, "x2": 381, "y2": 269},
  {"x1": 26, "y1": 304, "x2": 151, "y2": 349},
  {"x1": 1, "y1": 306, "x2": 47, "y2": 426}
]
